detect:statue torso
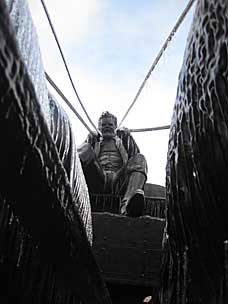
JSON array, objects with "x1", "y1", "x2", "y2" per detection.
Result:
[{"x1": 98, "y1": 138, "x2": 123, "y2": 173}]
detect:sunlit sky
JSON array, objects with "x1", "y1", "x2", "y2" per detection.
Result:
[{"x1": 28, "y1": 0, "x2": 196, "y2": 186}]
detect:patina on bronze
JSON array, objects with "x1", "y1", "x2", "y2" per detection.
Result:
[{"x1": 78, "y1": 111, "x2": 148, "y2": 217}]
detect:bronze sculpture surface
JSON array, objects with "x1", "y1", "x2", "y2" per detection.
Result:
[{"x1": 78, "y1": 111, "x2": 148, "y2": 217}]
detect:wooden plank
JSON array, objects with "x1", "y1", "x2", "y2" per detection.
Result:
[{"x1": 92, "y1": 212, "x2": 166, "y2": 287}]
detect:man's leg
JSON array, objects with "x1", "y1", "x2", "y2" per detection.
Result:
[{"x1": 120, "y1": 154, "x2": 147, "y2": 217}]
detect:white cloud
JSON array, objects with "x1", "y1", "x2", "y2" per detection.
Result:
[{"x1": 28, "y1": 0, "x2": 100, "y2": 42}]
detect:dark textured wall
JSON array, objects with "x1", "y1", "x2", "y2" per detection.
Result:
[
  {"x1": 0, "y1": 0, "x2": 110, "y2": 303},
  {"x1": 165, "y1": 0, "x2": 228, "y2": 303}
]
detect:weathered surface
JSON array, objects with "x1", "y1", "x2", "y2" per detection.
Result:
[
  {"x1": 4, "y1": 0, "x2": 92, "y2": 241},
  {"x1": 5, "y1": 0, "x2": 51, "y2": 127},
  {"x1": 49, "y1": 94, "x2": 92, "y2": 243},
  {"x1": 164, "y1": 0, "x2": 228, "y2": 303},
  {"x1": 0, "y1": 0, "x2": 110, "y2": 303},
  {"x1": 93, "y1": 212, "x2": 166, "y2": 287},
  {"x1": 93, "y1": 212, "x2": 166, "y2": 303}
]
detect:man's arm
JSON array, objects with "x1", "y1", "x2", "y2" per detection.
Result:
[{"x1": 77, "y1": 132, "x2": 100, "y2": 166}]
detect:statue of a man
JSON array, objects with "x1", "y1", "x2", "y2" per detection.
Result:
[{"x1": 77, "y1": 111, "x2": 148, "y2": 217}]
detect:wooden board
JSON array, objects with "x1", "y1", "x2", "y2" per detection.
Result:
[{"x1": 92, "y1": 212, "x2": 166, "y2": 287}]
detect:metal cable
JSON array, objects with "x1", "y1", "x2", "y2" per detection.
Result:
[
  {"x1": 40, "y1": 0, "x2": 100, "y2": 135},
  {"x1": 45, "y1": 72, "x2": 94, "y2": 134},
  {"x1": 118, "y1": 0, "x2": 197, "y2": 128},
  {"x1": 129, "y1": 125, "x2": 170, "y2": 133},
  {"x1": 46, "y1": 72, "x2": 170, "y2": 134}
]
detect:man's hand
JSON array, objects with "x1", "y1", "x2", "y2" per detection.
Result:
[{"x1": 87, "y1": 131, "x2": 100, "y2": 143}]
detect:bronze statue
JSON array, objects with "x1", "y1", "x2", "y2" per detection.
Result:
[{"x1": 78, "y1": 111, "x2": 148, "y2": 217}]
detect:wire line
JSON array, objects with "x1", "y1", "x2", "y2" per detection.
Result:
[
  {"x1": 129, "y1": 125, "x2": 170, "y2": 133},
  {"x1": 40, "y1": 0, "x2": 100, "y2": 135},
  {"x1": 118, "y1": 0, "x2": 197, "y2": 128},
  {"x1": 45, "y1": 72, "x2": 94, "y2": 134}
]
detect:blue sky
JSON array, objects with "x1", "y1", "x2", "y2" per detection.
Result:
[{"x1": 29, "y1": 0, "x2": 196, "y2": 185}]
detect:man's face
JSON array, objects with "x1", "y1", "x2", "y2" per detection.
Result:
[{"x1": 99, "y1": 117, "x2": 116, "y2": 139}]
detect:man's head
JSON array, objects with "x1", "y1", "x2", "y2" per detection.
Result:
[{"x1": 98, "y1": 111, "x2": 117, "y2": 139}]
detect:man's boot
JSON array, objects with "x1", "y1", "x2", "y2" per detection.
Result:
[{"x1": 120, "y1": 171, "x2": 146, "y2": 217}]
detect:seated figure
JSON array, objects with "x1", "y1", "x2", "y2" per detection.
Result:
[{"x1": 77, "y1": 111, "x2": 148, "y2": 217}]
